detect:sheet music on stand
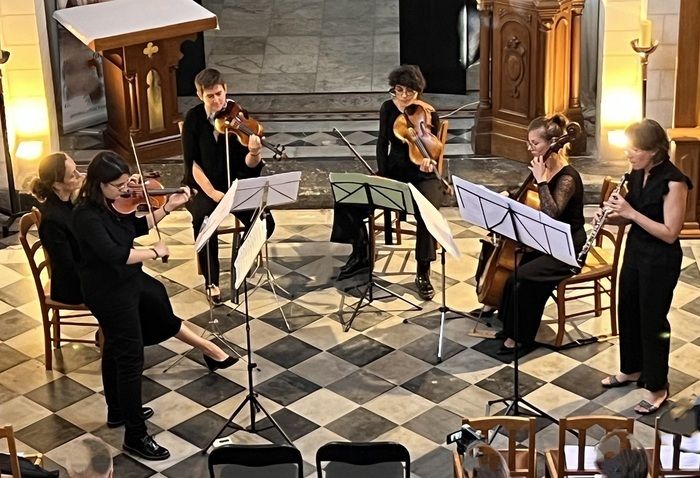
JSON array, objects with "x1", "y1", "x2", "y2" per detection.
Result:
[
  {"x1": 230, "y1": 171, "x2": 301, "y2": 212},
  {"x1": 195, "y1": 180, "x2": 238, "y2": 253},
  {"x1": 329, "y1": 172, "x2": 414, "y2": 215},
  {"x1": 408, "y1": 184, "x2": 460, "y2": 259},
  {"x1": 452, "y1": 176, "x2": 579, "y2": 268},
  {"x1": 233, "y1": 216, "x2": 267, "y2": 289}
]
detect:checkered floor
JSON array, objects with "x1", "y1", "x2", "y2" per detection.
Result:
[{"x1": 0, "y1": 208, "x2": 698, "y2": 477}]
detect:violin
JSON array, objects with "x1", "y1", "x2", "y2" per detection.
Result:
[
  {"x1": 112, "y1": 178, "x2": 188, "y2": 215},
  {"x1": 213, "y1": 100, "x2": 288, "y2": 161},
  {"x1": 392, "y1": 100, "x2": 452, "y2": 195}
]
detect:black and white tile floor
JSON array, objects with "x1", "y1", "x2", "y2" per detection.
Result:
[{"x1": 1, "y1": 209, "x2": 698, "y2": 477}]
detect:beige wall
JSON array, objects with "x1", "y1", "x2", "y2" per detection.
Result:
[
  {"x1": 0, "y1": 0, "x2": 58, "y2": 185},
  {"x1": 645, "y1": 0, "x2": 679, "y2": 128}
]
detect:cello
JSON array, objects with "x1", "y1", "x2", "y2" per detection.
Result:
[{"x1": 475, "y1": 121, "x2": 581, "y2": 307}]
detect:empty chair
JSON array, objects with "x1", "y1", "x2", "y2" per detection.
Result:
[
  {"x1": 208, "y1": 443, "x2": 303, "y2": 478},
  {"x1": 316, "y1": 441, "x2": 410, "y2": 478},
  {"x1": 650, "y1": 415, "x2": 700, "y2": 477}
]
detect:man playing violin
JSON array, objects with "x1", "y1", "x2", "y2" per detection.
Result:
[
  {"x1": 330, "y1": 65, "x2": 444, "y2": 300},
  {"x1": 182, "y1": 68, "x2": 275, "y2": 304}
]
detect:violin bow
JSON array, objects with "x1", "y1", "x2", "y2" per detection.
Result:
[{"x1": 129, "y1": 134, "x2": 168, "y2": 263}]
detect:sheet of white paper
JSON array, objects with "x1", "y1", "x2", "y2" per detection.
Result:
[
  {"x1": 234, "y1": 217, "x2": 267, "y2": 289},
  {"x1": 53, "y1": 0, "x2": 217, "y2": 50},
  {"x1": 230, "y1": 172, "x2": 301, "y2": 212},
  {"x1": 658, "y1": 445, "x2": 700, "y2": 469},
  {"x1": 452, "y1": 175, "x2": 514, "y2": 239},
  {"x1": 563, "y1": 445, "x2": 598, "y2": 472},
  {"x1": 408, "y1": 184, "x2": 460, "y2": 258},
  {"x1": 195, "y1": 180, "x2": 238, "y2": 253}
]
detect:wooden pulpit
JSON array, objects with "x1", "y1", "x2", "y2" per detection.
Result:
[
  {"x1": 669, "y1": 0, "x2": 700, "y2": 238},
  {"x1": 472, "y1": 0, "x2": 585, "y2": 162},
  {"x1": 54, "y1": 0, "x2": 218, "y2": 162}
]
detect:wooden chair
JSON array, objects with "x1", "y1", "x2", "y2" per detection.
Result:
[
  {"x1": 19, "y1": 208, "x2": 98, "y2": 371},
  {"x1": 650, "y1": 416, "x2": 700, "y2": 477},
  {"x1": 0, "y1": 425, "x2": 43, "y2": 477},
  {"x1": 453, "y1": 449, "x2": 465, "y2": 478},
  {"x1": 545, "y1": 415, "x2": 634, "y2": 477},
  {"x1": 551, "y1": 176, "x2": 627, "y2": 347},
  {"x1": 463, "y1": 416, "x2": 537, "y2": 478}
]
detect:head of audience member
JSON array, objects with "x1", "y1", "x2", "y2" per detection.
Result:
[
  {"x1": 30, "y1": 152, "x2": 83, "y2": 202},
  {"x1": 595, "y1": 431, "x2": 648, "y2": 478},
  {"x1": 66, "y1": 437, "x2": 113, "y2": 478},
  {"x1": 194, "y1": 68, "x2": 228, "y2": 116},
  {"x1": 462, "y1": 442, "x2": 511, "y2": 478},
  {"x1": 624, "y1": 118, "x2": 670, "y2": 171},
  {"x1": 77, "y1": 151, "x2": 131, "y2": 208},
  {"x1": 526, "y1": 113, "x2": 570, "y2": 160}
]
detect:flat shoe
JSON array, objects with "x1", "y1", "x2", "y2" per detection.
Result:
[
  {"x1": 601, "y1": 375, "x2": 635, "y2": 388},
  {"x1": 469, "y1": 307, "x2": 495, "y2": 319},
  {"x1": 496, "y1": 344, "x2": 521, "y2": 355},
  {"x1": 123, "y1": 435, "x2": 170, "y2": 461},
  {"x1": 635, "y1": 386, "x2": 669, "y2": 415}
]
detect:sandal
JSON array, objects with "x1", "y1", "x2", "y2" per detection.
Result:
[
  {"x1": 635, "y1": 388, "x2": 669, "y2": 415},
  {"x1": 601, "y1": 375, "x2": 636, "y2": 388}
]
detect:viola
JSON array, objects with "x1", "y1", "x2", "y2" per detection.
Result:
[
  {"x1": 213, "y1": 100, "x2": 288, "y2": 161},
  {"x1": 392, "y1": 100, "x2": 452, "y2": 195},
  {"x1": 111, "y1": 178, "x2": 187, "y2": 215}
]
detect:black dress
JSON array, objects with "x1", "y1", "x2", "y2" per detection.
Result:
[
  {"x1": 182, "y1": 102, "x2": 275, "y2": 287},
  {"x1": 618, "y1": 158, "x2": 692, "y2": 392},
  {"x1": 330, "y1": 99, "x2": 444, "y2": 263},
  {"x1": 500, "y1": 165, "x2": 586, "y2": 345},
  {"x1": 73, "y1": 202, "x2": 181, "y2": 440},
  {"x1": 38, "y1": 193, "x2": 83, "y2": 305}
]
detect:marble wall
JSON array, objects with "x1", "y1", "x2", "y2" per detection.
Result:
[
  {"x1": 645, "y1": 0, "x2": 679, "y2": 128},
  {"x1": 202, "y1": 0, "x2": 400, "y2": 94}
]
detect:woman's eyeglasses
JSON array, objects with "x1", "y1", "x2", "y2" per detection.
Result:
[{"x1": 389, "y1": 86, "x2": 417, "y2": 97}]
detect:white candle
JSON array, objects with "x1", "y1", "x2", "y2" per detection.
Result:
[
  {"x1": 640, "y1": 0, "x2": 648, "y2": 20},
  {"x1": 640, "y1": 19, "x2": 652, "y2": 48}
]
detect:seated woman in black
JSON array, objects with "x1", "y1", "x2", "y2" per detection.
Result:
[
  {"x1": 36, "y1": 152, "x2": 235, "y2": 460},
  {"x1": 497, "y1": 114, "x2": 586, "y2": 354},
  {"x1": 330, "y1": 64, "x2": 444, "y2": 300}
]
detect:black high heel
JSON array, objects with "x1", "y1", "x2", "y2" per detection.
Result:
[{"x1": 203, "y1": 354, "x2": 238, "y2": 372}]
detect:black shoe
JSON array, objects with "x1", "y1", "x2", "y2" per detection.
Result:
[
  {"x1": 203, "y1": 354, "x2": 238, "y2": 372},
  {"x1": 107, "y1": 407, "x2": 155, "y2": 428},
  {"x1": 123, "y1": 435, "x2": 170, "y2": 461},
  {"x1": 496, "y1": 342, "x2": 525, "y2": 355},
  {"x1": 337, "y1": 256, "x2": 370, "y2": 281},
  {"x1": 415, "y1": 274, "x2": 435, "y2": 301},
  {"x1": 339, "y1": 252, "x2": 360, "y2": 273}
]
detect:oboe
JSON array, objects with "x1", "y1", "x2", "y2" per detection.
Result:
[{"x1": 577, "y1": 173, "x2": 629, "y2": 264}]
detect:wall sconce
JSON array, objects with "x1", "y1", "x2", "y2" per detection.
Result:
[
  {"x1": 15, "y1": 140, "x2": 43, "y2": 161},
  {"x1": 607, "y1": 130, "x2": 628, "y2": 150}
]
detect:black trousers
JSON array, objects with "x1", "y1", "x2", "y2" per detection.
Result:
[
  {"x1": 618, "y1": 241, "x2": 681, "y2": 392},
  {"x1": 187, "y1": 193, "x2": 276, "y2": 287},
  {"x1": 330, "y1": 177, "x2": 443, "y2": 263},
  {"x1": 97, "y1": 274, "x2": 181, "y2": 440}
]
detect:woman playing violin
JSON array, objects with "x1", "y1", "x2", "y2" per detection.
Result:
[
  {"x1": 496, "y1": 114, "x2": 586, "y2": 355},
  {"x1": 71, "y1": 151, "x2": 237, "y2": 461},
  {"x1": 330, "y1": 65, "x2": 444, "y2": 300}
]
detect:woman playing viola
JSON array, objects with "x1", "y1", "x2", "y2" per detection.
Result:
[
  {"x1": 330, "y1": 64, "x2": 444, "y2": 300},
  {"x1": 70, "y1": 151, "x2": 236, "y2": 461}
]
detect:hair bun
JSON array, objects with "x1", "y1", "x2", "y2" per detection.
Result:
[
  {"x1": 30, "y1": 176, "x2": 52, "y2": 201},
  {"x1": 547, "y1": 113, "x2": 568, "y2": 129}
]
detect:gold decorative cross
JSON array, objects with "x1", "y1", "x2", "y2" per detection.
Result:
[{"x1": 143, "y1": 42, "x2": 159, "y2": 58}]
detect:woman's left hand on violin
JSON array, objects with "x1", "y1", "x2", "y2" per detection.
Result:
[
  {"x1": 528, "y1": 156, "x2": 547, "y2": 183},
  {"x1": 164, "y1": 186, "x2": 192, "y2": 211},
  {"x1": 419, "y1": 157, "x2": 434, "y2": 173}
]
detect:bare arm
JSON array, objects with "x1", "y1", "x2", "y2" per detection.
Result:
[{"x1": 607, "y1": 181, "x2": 688, "y2": 243}]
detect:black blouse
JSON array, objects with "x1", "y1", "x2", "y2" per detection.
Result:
[
  {"x1": 181, "y1": 102, "x2": 263, "y2": 192},
  {"x1": 376, "y1": 99, "x2": 441, "y2": 183},
  {"x1": 626, "y1": 159, "x2": 693, "y2": 247},
  {"x1": 38, "y1": 193, "x2": 83, "y2": 305},
  {"x1": 547, "y1": 165, "x2": 585, "y2": 235},
  {"x1": 73, "y1": 202, "x2": 149, "y2": 308}
]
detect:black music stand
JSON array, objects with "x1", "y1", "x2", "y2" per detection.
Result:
[
  {"x1": 205, "y1": 193, "x2": 292, "y2": 450},
  {"x1": 401, "y1": 183, "x2": 469, "y2": 362},
  {"x1": 452, "y1": 175, "x2": 580, "y2": 424},
  {"x1": 330, "y1": 172, "x2": 422, "y2": 332}
]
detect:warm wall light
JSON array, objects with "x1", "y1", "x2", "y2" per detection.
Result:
[
  {"x1": 15, "y1": 140, "x2": 44, "y2": 161},
  {"x1": 8, "y1": 98, "x2": 50, "y2": 137},
  {"x1": 607, "y1": 130, "x2": 628, "y2": 149},
  {"x1": 601, "y1": 88, "x2": 642, "y2": 126}
]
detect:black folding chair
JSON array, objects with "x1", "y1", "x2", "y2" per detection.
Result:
[
  {"x1": 316, "y1": 441, "x2": 410, "y2": 478},
  {"x1": 208, "y1": 443, "x2": 303, "y2": 478}
]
